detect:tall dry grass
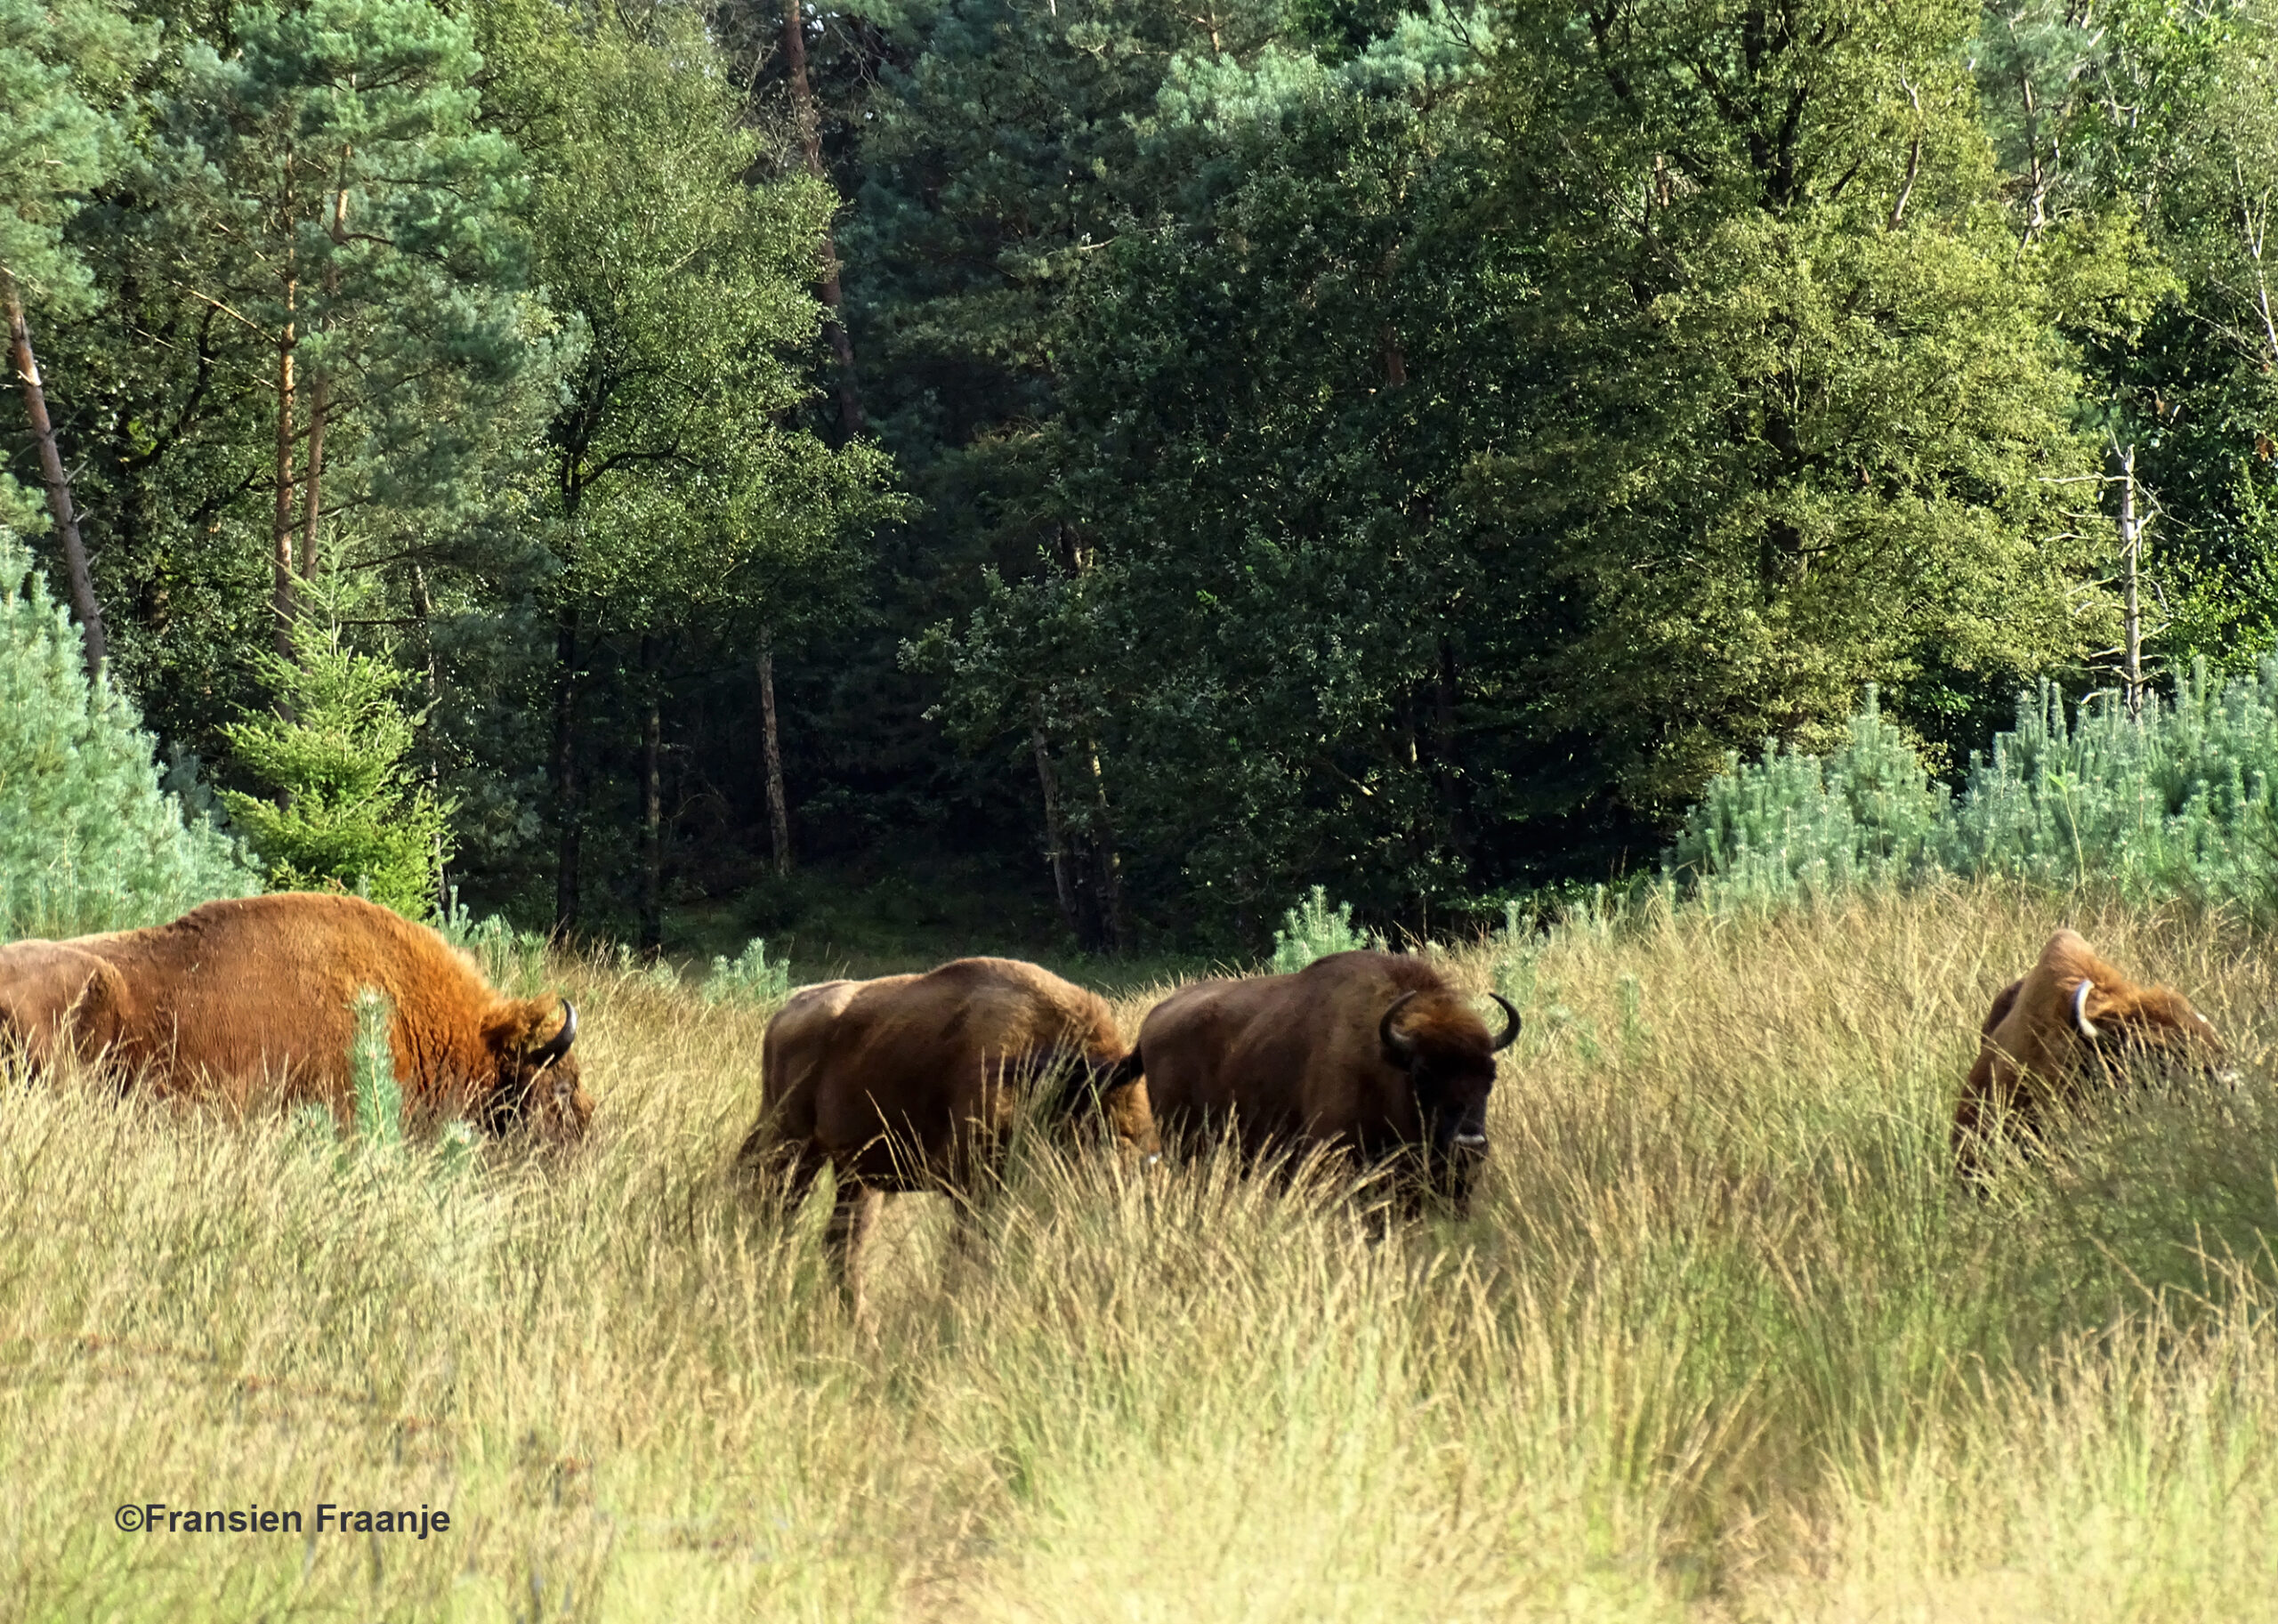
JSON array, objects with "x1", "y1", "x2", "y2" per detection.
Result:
[{"x1": 3, "y1": 883, "x2": 2277, "y2": 1621}]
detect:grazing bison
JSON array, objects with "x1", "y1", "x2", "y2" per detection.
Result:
[
  {"x1": 1952, "y1": 928, "x2": 2225, "y2": 1180},
  {"x1": 0, "y1": 893, "x2": 588, "y2": 1142},
  {"x1": 732, "y1": 957, "x2": 1155, "y2": 1317},
  {"x1": 1138, "y1": 949, "x2": 1519, "y2": 1206}
]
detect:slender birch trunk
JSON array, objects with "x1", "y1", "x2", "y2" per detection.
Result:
[
  {"x1": 1030, "y1": 698, "x2": 1078, "y2": 934},
  {"x1": 1080, "y1": 738, "x2": 1127, "y2": 952},
  {"x1": 3, "y1": 270, "x2": 105, "y2": 680},
  {"x1": 2117, "y1": 441, "x2": 2145, "y2": 722},
  {"x1": 758, "y1": 626, "x2": 792, "y2": 877}
]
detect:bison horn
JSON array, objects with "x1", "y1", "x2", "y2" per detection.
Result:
[
  {"x1": 2072, "y1": 979, "x2": 2100, "y2": 1041},
  {"x1": 1379, "y1": 990, "x2": 1423, "y2": 1064},
  {"x1": 533, "y1": 998, "x2": 578, "y2": 1067},
  {"x1": 1488, "y1": 992, "x2": 1522, "y2": 1052}
]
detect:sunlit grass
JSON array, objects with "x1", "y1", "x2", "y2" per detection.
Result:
[{"x1": 4, "y1": 884, "x2": 2278, "y2": 1619}]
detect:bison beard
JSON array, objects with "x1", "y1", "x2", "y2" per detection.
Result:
[
  {"x1": 731, "y1": 956, "x2": 1158, "y2": 1322},
  {"x1": 0, "y1": 893, "x2": 591, "y2": 1143}
]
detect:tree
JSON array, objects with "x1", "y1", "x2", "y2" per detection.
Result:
[
  {"x1": 150, "y1": 0, "x2": 558, "y2": 656},
  {"x1": 480, "y1": 1, "x2": 896, "y2": 935},
  {"x1": 219, "y1": 610, "x2": 453, "y2": 918},
  {"x1": 1467, "y1": 0, "x2": 2125, "y2": 798},
  {"x1": 0, "y1": 515, "x2": 252, "y2": 940},
  {"x1": 0, "y1": 0, "x2": 149, "y2": 678}
]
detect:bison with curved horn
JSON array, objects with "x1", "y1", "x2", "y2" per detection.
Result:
[
  {"x1": 1952, "y1": 928, "x2": 2226, "y2": 1181},
  {"x1": 732, "y1": 956, "x2": 1157, "y2": 1321},
  {"x1": 0, "y1": 893, "x2": 590, "y2": 1142},
  {"x1": 1137, "y1": 949, "x2": 1520, "y2": 1208}
]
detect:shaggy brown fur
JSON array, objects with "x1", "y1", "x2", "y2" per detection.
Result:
[
  {"x1": 1138, "y1": 949, "x2": 1518, "y2": 1203},
  {"x1": 0, "y1": 893, "x2": 588, "y2": 1142},
  {"x1": 732, "y1": 957, "x2": 1156, "y2": 1316},
  {"x1": 1951, "y1": 928, "x2": 2224, "y2": 1178}
]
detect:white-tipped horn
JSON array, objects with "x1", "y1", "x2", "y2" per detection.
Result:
[{"x1": 2072, "y1": 979, "x2": 2100, "y2": 1040}]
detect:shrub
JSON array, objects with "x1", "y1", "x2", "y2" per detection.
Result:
[
  {"x1": 219, "y1": 616, "x2": 454, "y2": 920},
  {"x1": 703, "y1": 938, "x2": 792, "y2": 1006},
  {"x1": 1269, "y1": 885, "x2": 1380, "y2": 974},
  {"x1": 1668, "y1": 664, "x2": 2278, "y2": 918},
  {"x1": 0, "y1": 527, "x2": 254, "y2": 939},
  {"x1": 1666, "y1": 686, "x2": 1948, "y2": 909}
]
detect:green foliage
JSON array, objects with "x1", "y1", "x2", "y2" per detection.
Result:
[
  {"x1": 0, "y1": 0, "x2": 148, "y2": 303},
  {"x1": 348, "y1": 985, "x2": 402, "y2": 1150},
  {"x1": 0, "y1": 527, "x2": 252, "y2": 940},
  {"x1": 1668, "y1": 689, "x2": 1951, "y2": 908},
  {"x1": 1670, "y1": 666, "x2": 2278, "y2": 920},
  {"x1": 219, "y1": 616, "x2": 452, "y2": 919},
  {"x1": 440, "y1": 896, "x2": 551, "y2": 996},
  {"x1": 702, "y1": 938, "x2": 792, "y2": 1007},
  {"x1": 1268, "y1": 885, "x2": 1379, "y2": 974}
]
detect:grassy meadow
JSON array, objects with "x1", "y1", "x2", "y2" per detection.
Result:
[{"x1": 5, "y1": 883, "x2": 2278, "y2": 1621}]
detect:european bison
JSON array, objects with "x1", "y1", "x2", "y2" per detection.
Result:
[
  {"x1": 0, "y1": 893, "x2": 589, "y2": 1142},
  {"x1": 732, "y1": 956, "x2": 1155, "y2": 1317},
  {"x1": 1952, "y1": 928, "x2": 2225, "y2": 1179},
  {"x1": 1137, "y1": 949, "x2": 1519, "y2": 1206}
]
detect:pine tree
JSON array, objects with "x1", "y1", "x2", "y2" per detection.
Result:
[
  {"x1": 0, "y1": 520, "x2": 252, "y2": 940},
  {"x1": 219, "y1": 614, "x2": 453, "y2": 918}
]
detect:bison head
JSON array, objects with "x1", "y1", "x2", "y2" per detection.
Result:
[
  {"x1": 479, "y1": 996, "x2": 591, "y2": 1143},
  {"x1": 1380, "y1": 989, "x2": 1520, "y2": 1185},
  {"x1": 1043, "y1": 1048, "x2": 1161, "y2": 1163},
  {"x1": 2069, "y1": 975, "x2": 2227, "y2": 1091}
]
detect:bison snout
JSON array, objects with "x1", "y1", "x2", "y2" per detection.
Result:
[{"x1": 1450, "y1": 1132, "x2": 1489, "y2": 1151}]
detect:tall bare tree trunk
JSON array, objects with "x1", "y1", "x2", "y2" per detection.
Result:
[
  {"x1": 758, "y1": 626, "x2": 792, "y2": 876},
  {"x1": 3, "y1": 270, "x2": 104, "y2": 680},
  {"x1": 298, "y1": 163, "x2": 346, "y2": 587},
  {"x1": 2116, "y1": 441, "x2": 2145, "y2": 722},
  {"x1": 553, "y1": 604, "x2": 582, "y2": 933},
  {"x1": 271, "y1": 298, "x2": 297, "y2": 657},
  {"x1": 783, "y1": 0, "x2": 864, "y2": 441},
  {"x1": 639, "y1": 635, "x2": 664, "y2": 957},
  {"x1": 1030, "y1": 698, "x2": 1078, "y2": 934},
  {"x1": 410, "y1": 564, "x2": 449, "y2": 918},
  {"x1": 299, "y1": 372, "x2": 327, "y2": 581},
  {"x1": 1080, "y1": 738, "x2": 1127, "y2": 953}
]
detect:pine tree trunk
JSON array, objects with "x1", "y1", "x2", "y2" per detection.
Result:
[
  {"x1": 553, "y1": 603, "x2": 581, "y2": 933},
  {"x1": 783, "y1": 0, "x2": 864, "y2": 441},
  {"x1": 639, "y1": 634, "x2": 664, "y2": 957},
  {"x1": 1030, "y1": 698, "x2": 1078, "y2": 934},
  {"x1": 271, "y1": 300, "x2": 297, "y2": 657},
  {"x1": 3, "y1": 271, "x2": 105, "y2": 681},
  {"x1": 758, "y1": 626, "x2": 791, "y2": 876},
  {"x1": 410, "y1": 563, "x2": 449, "y2": 917},
  {"x1": 299, "y1": 371, "x2": 327, "y2": 580}
]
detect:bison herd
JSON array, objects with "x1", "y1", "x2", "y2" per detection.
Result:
[{"x1": 0, "y1": 893, "x2": 2240, "y2": 1303}]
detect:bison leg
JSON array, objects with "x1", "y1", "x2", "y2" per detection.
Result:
[{"x1": 826, "y1": 1184, "x2": 884, "y2": 1329}]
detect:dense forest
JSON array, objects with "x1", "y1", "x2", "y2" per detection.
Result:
[{"x1": 7, "y1": 0, "x2": 2278, "y2": 954}]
